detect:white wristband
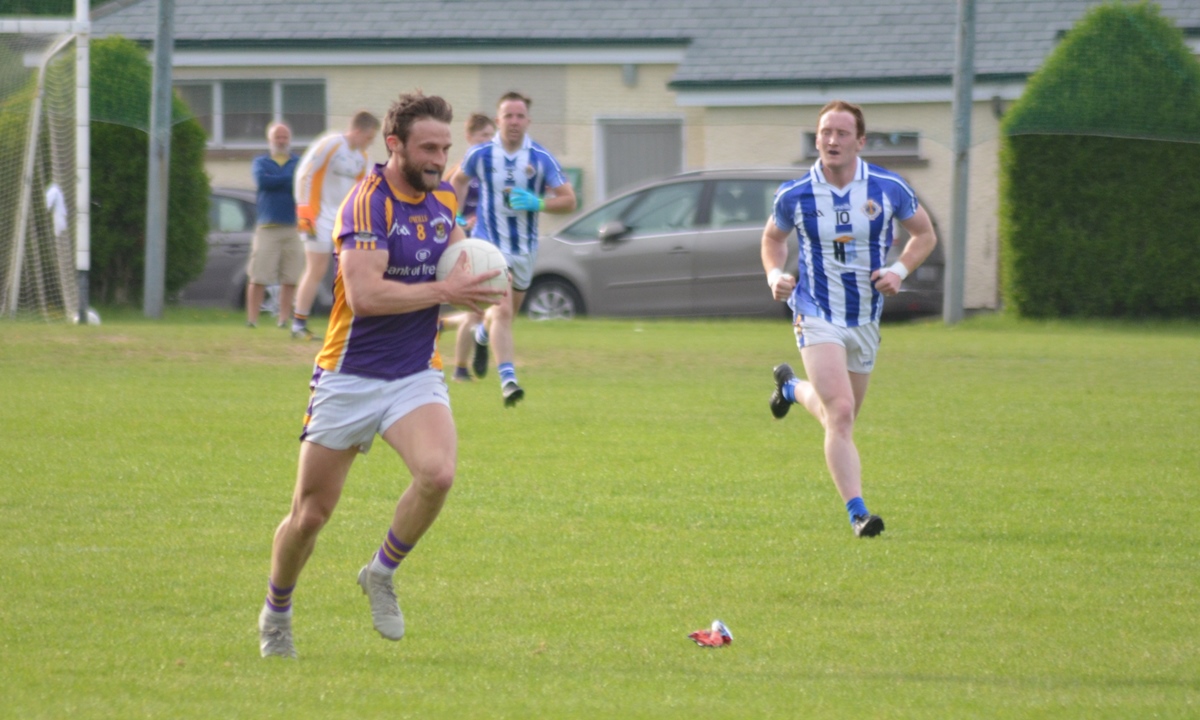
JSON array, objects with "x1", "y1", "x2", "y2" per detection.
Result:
[
  {"x1": 767, "y1": 268, "x2": 784, "y2": 288},
  {"x1": 886, "y1": 261, "x2": 909, "y2": 281}
]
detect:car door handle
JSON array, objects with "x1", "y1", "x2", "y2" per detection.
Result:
[{"x1": 668, "y1": 246, "x2": 689, "y2": 254}]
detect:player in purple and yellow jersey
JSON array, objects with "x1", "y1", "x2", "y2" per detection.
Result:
[
  {"x1": 762, "y1": 100, "x2": 937, "y2": 539},
  {"x1": 257, "y1": 91, "x2": 504, "y2": 658}
]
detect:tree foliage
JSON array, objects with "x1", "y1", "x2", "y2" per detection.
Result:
[
  {"x1": 999, "y1": 2, "x2": 1200, "y2": 317},
  {"x1": 0, "y1": 69, "x2": 35, "y2": 300},
  {"x1": 89, "y1": 35, "x2": 209, "y2": 305}
]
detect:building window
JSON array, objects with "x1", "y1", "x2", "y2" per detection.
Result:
[
  {"x1": 803, "y1": 131, "x2": 921, "y2": 161},
  {"x1": 282, "y1": 84, "x2": 325, "y2": 138},
  {"x1": 222, "y1": 80, "x2": 272, "y2": 142},
  {"x1": 175, "y1": 84, "x2": 212, "y2": 137},
  {"x1": 174, "y1": 79, "x2": 326, "y2": 148}
]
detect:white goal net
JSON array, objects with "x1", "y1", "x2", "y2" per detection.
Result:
[{"x1": 0, "y1": 30, "x2": 78, "y2": 321}]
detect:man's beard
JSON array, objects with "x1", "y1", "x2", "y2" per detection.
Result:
[{"x1": 400, "y1": 148, "x2": 441, "y2": 192}]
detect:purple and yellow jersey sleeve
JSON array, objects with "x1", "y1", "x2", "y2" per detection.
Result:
[{"x1": 315, "y1": 166, "x2": 459, "y2": 381}]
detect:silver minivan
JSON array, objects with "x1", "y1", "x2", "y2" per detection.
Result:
[{"x1": 524, "y1": 168, "x2": 942, "y2": 320}]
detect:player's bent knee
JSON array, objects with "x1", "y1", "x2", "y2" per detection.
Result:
[
  {"x1": 405, "y1": 453, "x2": 456, "y2": 496},
  {"x1": 494, "y1": 298, "x2": 516, "y2": 321},
  {"x1": 413, "y1": 465, "x2": 455, "y2": 497},
  {"x1": 823, "y1": 399, "x2": 857, "y2": 431},
  {"x1": 291, "y1": 506, "x2": 332, "y2": 537}
]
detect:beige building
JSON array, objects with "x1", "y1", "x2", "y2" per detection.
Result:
[{"x1": 94, "y1": 0, "x2": 1200, "y2": 311}]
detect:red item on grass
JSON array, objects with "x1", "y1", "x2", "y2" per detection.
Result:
[{"x1": 688, "y1": 620, "x2": 732, "y2": 647}]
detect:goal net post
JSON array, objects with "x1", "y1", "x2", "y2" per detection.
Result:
[{"x1": 0, "y1": 12, "x2": 89, "y2": 323}]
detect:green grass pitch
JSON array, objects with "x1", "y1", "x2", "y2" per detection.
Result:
[{"x1": 0, "y1": 309, "x2": 1196, "y2": 718}]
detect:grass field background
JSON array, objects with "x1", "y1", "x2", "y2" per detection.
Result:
[{"x1": 1, "y1": 309, "x2": 1197, "y2": 718}]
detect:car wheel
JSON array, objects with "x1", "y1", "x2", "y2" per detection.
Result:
[{"x1": 524, "y1": 278, "x2": 583, "y2": 320}]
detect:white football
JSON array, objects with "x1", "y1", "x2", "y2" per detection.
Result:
[{"x1": 435, "y1": 237, "x2": 509, "y2": 309}]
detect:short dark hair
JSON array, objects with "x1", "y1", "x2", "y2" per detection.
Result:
[
  {"x1": 497, "y1": 91, "x2": 532, "y2": 110},
  {"x1": 350, "y1": 110, "x2": 381, "y2": 132},
  {"x1": 383, "y1": 90, "x2": 453, "y2": 144},
  {"x1": 817, "y1": 100, "x2": 866, "y2": 138},
  {"x1": 466, "y1": 112, "x2": 495, "y2": 135}
]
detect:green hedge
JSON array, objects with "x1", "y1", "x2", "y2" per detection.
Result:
[
  {"x1": 89, "y1": 36, "x2": 209, "y2": 305},
  {"x1": 0, "y1": 72, "x2": 35, "y2": 303},
  {"x1": 999, "y1": 1, "x2": 1200, "y2": 318}
]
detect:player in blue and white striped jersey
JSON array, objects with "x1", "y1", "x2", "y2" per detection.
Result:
[
  {"x1": 450, "y1": 91, "x2": 577, "y2": 406},
  {"x1": 762, "y1": 100, "x2": 938, "y2": 539}
]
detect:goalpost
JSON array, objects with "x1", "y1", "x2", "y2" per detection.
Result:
[{"x1": 0, "y1": 4, "x2": 89, "y2": 322}]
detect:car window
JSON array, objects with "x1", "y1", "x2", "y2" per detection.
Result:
[
  {"x1": 558, "y1": 193, "x2": 640, "y2": 241},
  {"x1": 211, "y1": 196, "x2": 251, "y2": 233},
  {"x1": 710, "y1": 179, "x2": 776, "y2": 229},
  {"x1": 623, "y1": 182, "x2": 702, "y2": 234}
]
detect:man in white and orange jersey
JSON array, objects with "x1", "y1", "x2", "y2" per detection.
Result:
[
  {"x1": 290, "y1": 110, "x2": 381, "y2": 341},
  {"x1": 257, "y1": 92, "x2": 503, "y2": 659}
]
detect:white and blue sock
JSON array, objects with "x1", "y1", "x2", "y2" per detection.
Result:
[
  {"x1": 474, "y1": 324, "x2": 490, "y2": 346},
  {"x1": 498, "y1": 362, "x2": 517, "y2": 386}
]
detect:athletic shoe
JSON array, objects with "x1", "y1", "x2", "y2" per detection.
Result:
[
  {"x1": 291, "y1": 327, "x2": 322, "y2": 342},
  {"x1": 246, "y1": 321, "x2": 257, "y2": 329},
  {"x1": 770, "y1": 363, "x2": 796, "y2": 419},
  {"x1": 356, "y1": 565, "x2": 405, "y2": 641},
  {"x1": 472, "y1": 338, "x2": 489, "y2": 378},
  {"x1": 502, "y1": 381, "x2": 525, "y2": 408},
  {"x1": 452, "y1": 367, "x2": 473, "y2": 382},
  {"x1": 852, "y1": 514, "x2": 885, "y2": 538},
  {"x1": 258, "y1": 606, "x2": 297, "y2": 658}
]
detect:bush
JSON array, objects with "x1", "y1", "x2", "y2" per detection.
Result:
[
  {"x1": 89, "y1": 35, "x2": 209, "y2": 305},
  {"x1": 0, "y1": 72, "x2": 35, "y2": 303},
  {"x1": 999, "y1": 1, "x2": 1200, "y2": 318}
]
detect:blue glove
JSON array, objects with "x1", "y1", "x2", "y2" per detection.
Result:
[
  {"x1": 508, "y1": 187, "x2": 544, "y2": 212},
  {"x1": 456, "y1": 214, "x2": 467, "y2": 227}
]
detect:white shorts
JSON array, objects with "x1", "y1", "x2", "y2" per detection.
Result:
[
  {"x1": 794, "y1": 315, "x2": 882, "y2": 374},
  {"x1": 302, "y1": 216, "x2": 336, "y2": 254},
  {"x1": 301, "y1": 368, "x2": 449, "y2": 454},
  {"x1": 502, "y1": 250, "x2": 535, "y2": 292}
]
